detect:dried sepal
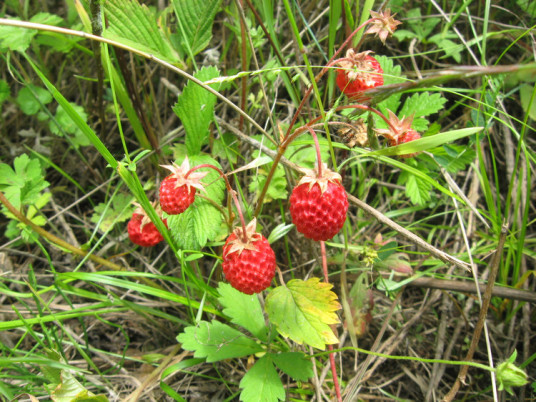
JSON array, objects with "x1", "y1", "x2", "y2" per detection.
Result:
[
  {"x1": 366, "y1": 9, "x2": 402, "y2": 44},
  {"x1": 374, "y1": 110, "x2": 415, "y2": 144},
  {"x1": 132, "y1": 201, "x2": 164, "y2": 230},
  {"x1": 160, "y1": 157, "x2": 208, "y2": 194},
  {"x1": 224, "y1": 219, "x2": 262, "y2": 257},
  {"x1": 297, "y1": 163, "x2": 342, "y2": 194}
]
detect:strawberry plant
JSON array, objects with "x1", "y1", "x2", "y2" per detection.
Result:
[{"x1": 0, "y1": 2, "x2": 534, "y2": 401}]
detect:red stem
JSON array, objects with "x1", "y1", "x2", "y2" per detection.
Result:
[
  {"x1": 305, "y1": 126, "x2": 323, "y2": 177},
  {"x1": 320, "y1": 241, "x2": 342, "y2": 401},
  {"x1": 284, "y1": 18, "x2": 378, "y2": 141},
  {"x1": 186, "y1": 164, "x2": 248, "y2": 242}
]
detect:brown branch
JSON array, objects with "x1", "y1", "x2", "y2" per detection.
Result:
[
  {"x1": 406, "y1": 276, "x2": 536, "y2": 304},
  {"x1": 443, "y1": 224, "x2": 508, "y2": 401}
]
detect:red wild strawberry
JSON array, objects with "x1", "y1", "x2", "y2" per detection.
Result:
[
  {"x1": 336, "y1": 50, "x2": 383, "y2": 101},
  {"x1": 396, "y1": 129, "x2": 421, "y2": 158},
  {"x1": 289, "y1": 164, "x2": 349, "y2": 241},
  {"x1": 128, "y1": 202, "x2": 167, "y2": 247},
  {"x1": 374, "y1": 110, "x2": 421, "y2": 158},
  {"x1": 159, "y1": 157, "x2": 207, "y2": 215},
  {"x1": 222, "y1": 219, "x2": 277, "y2": 295}
]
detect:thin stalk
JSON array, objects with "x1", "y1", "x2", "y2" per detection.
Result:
[
  {"x1": 305, "y1": 126, "x2": 323, "y2": 176},
  {"x1": 443, "y1": 224, "x2": 507, "y2": 402},
  {"x1": 320, "y1": 241, "x2": 342, "y2": 402},
  {"x1": 186, "y1": 164, "x2": 247, "y2": 242},
  {"x1": 237, "y1": 0, "x2": 248, "y2": 131}
]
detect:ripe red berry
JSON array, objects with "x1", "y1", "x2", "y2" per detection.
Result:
[
  {"x1": 127, "y1": 203, "x2": 167, "y2": 247},
  {"x1": 396, "y1": 129, "x2": 421, "y2": 158},
  {"x1": 222, "y1": 219, "x2": 277, "y2": 295},
  {"x1": 375, "y1": 111, "x2": 421, "y2": 159},
  {"x1": 159, "y1": 157, "x2": 207, "y2": 215},
  {"x1": 289, "y1": 164, "x2": 349, "y2": 241},
  {"x1": 336, "y1": 50, "x2": 383, "y2": 100}
]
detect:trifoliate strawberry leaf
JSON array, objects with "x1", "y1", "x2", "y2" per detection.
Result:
[
  {"x1": 104, "y1": 0, "x2": 180, "y2": 64},
  {"x1": 0, "y1": 154, "x2": 49, "y2": 210},
  {"x1": 16, "y1": 85, "x2": 53, "y2": 116},
  {"x1": 173, "y1": 66, "x2": 221, "y2": 155},
  {"x1": 376, "y1": 55, "x2": 404, "y2": 117},
  {"x1": 239, "y1": 355, "x2": 285, "y2": 402},
  {"x1": 429, "y1": 33, "x2": 462, "y2": 63},
  {"x1": 167, "y1": 154, "x2": 225, "y2": 250},
  {"x1": 177, "y1": 320, "x2": 264, "y2": 362},
  {"x1": 168, "y1": 199, "x2": 221, "y2": 250},
  {"x1": 265, "y1": 278, "x2": 340, "y2": 350},
  {"x1": 171, "y1": 0, "x2": 222, "y2": 56},
  {"x1": 91, "y1": 193, "x2": 135, "y2": 232},
  {"x1": 398, "y1": 92, "x2": 447, "y2": 132},
  {"x1": 272, "y1": 352, "x2": 313, "y2": 382},
  {"x1": 432, "y1": 144, "x2": 476, "y2": 173},
  {"x1": 398, "y1": 168, "x2": 433, "y2": 205},
  {"x1": 218, "y1": 282, "x2": 269, "y2": 342}
]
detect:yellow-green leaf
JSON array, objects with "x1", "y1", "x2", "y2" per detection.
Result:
[{"x1": 265, "y1": 278, "x2": 340, "y2": 350}]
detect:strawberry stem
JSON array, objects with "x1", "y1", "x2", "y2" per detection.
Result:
[
  {"x1": 186, "y1": 164, "x2": 248, "y2": 241},
  {"x1": 253, "y1": 19, "x2": 382, "y2": 216},
  {"x1": 320, "y1": 241, "x2": 342, "y2": 402},
  {"x1": 305, "y1": 126, "x2": 323, "y2": 177}
]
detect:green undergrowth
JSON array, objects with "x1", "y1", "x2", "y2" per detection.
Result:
[{"x1": 0, "y1": 0, "x2": 534, "y2": 401}]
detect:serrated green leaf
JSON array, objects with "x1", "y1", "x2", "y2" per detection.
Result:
[
  {"x1": 0, "y1": 155, "x2": 49, "y2": 210},
  {"x1": 91, "y1": 194, "x2": 135, "y2": 232},
  {"x1": 104, "y1": 0, "x2": 180, "y2": 64},
  {"x1": 265, "y1": 278, "x2": 340, "y2": 350},
  {"x1": 0, "y1": 18, "x2": 37, "y2": 52},
  {"x1": 31, "y1": 12, "x2": 64, "y2": 26},
  {"x1": 239, "y1": 355, "x2": 285, "y2": 402},
  {"x1": 218, "y1": 282, "x2": 269, "y2": 341},
  {"x1": 376, "y1": 55, "x2": 404, "y2": 117},
  {"x1": 392, "y1": 29, "x2": 418, "y2": 41},
  {"x1": 400, "y1": 170, "x2": 432, "y2": 205},
  {"x1": 272, "y1": 352, "x2": 313, "y2": 382},
  {"x1": 429, "y1": 35, "x2": 462, "y2": 62},
  {"x1": 16, "y1": 85, "x2": 53, "y2": 116},
  {"x1": 397, "y1": 92, "x2": 447, "y2": 132},
  {"x1": 177, "y1": 320, "x2": 264, "y2": 362},
  {"x1": 172, "y1": 0, "x2": 222, "y2": 56},
  {"x1": 433, "y1": 144, "x2": 476, "y2": 173},
  {"x1": 166, "y1": 154, "x2": 225, "y2": 250},
  {"x1": 168, "y1": 200, "x2": 222, "y2": 250},
  {"x1": 173, "y1": 66, "x2": 221, "y2": 155},
  {"x1": 49, "y1": 102, "x2": 90, "y2": 147},
  {"x1": 402, "y1": 8, "x2": 439, "y2": 41}
]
